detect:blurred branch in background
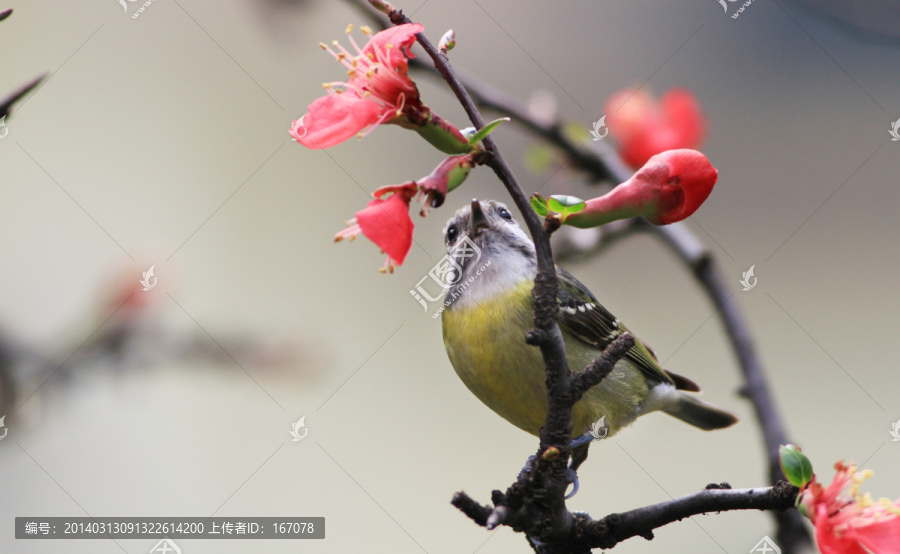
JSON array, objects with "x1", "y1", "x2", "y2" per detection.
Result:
[
  {"x1": 347, "y1": 0, "x2": 814, "y2": 552},
  {"x1": 1, "y1": 10, "x2": 45, "y2": 120},
  {"x1": 1, "y1": 271, "x2": 313, "y2": 428}
]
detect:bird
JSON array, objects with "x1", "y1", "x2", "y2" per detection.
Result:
[{"x1": 440, "y1": 199, "x2": 737, "y2": 489}]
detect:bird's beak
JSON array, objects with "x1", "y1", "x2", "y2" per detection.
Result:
[{"x1": 469, "y1": 199, "x2": 490, "y2": 236}]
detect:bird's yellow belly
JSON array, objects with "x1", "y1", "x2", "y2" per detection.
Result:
[{"x1": 442, "y1": 284, "x2": 648, "y2": 438}]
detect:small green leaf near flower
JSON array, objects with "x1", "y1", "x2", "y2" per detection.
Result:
[
  {"x1": 780, "y1": 444, "x2": 814, "y2": 488},
  {"x1": 531, "y1": 194, "x2": 548, "y2": 217},
  {"x1": 547, "y1": 195, "x2": 586, "y2": 223},
  {"x1": 467, "y1": 118, "x2": 511, "y2": 146}
]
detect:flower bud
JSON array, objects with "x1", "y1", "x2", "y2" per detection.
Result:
[{"x1": 565, "y1": 149, "x2": 717, "y2": 228}]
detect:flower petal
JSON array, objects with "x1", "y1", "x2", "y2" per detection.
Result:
[
  {"x1": 604, "y1": 88, "x2": 706, "y2": 168},
  {"x1": 363, "y1": 23, "x2": 423, "y2": 69},
  {"x1": 662, "y1": 89, "x2": 706, "y2": 150},
  {"x1": 356, "y1": 190, "x2": 415, "y2": 265},
  {"x1": 293, "y1": 94, "x2": 384, "y2": 149},
  {"x1": 850, "y1": 517, "x2": 900, "y2": 554}
]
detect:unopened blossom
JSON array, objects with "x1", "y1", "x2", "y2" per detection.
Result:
[
  {"x1": 415, "y1": 153, "x2": 475, "y2": 215},
  {"x1": 604, "y1": 88, "x2": 706, "y2": 168},
  {"x1": 565, "y1": 149, "x2": 717, "y2": 228},
  {"x1": 800, "y1": 461, "x2": 900, "y2": 554},
  {"x1": 291, "y1": 24, "x2": 471, "y2": 154}
]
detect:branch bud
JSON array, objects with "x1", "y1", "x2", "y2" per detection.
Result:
[{"x1": 438, "y1": 29, "x2": 456, "y2": 55}]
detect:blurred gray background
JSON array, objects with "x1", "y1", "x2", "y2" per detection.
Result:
[{"x1": 1, "y1": 0, "x2": 899, "y2": 553}]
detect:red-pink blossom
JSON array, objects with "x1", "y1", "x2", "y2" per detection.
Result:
[
  {"x1": 565, "y1": 149, "x2": 717, "y2": 228},
  {"x1": 290, "y1": 24, "x2": 424, "y2": 149},
  {"x1": 604, "y1": 89, "x2": 706, "y2": 168},
  {"x1": 800, "y1": 462, "x2": 900, "y2": 554},
  {"x1": 335, "y1": 183, "x2": 418, "y2": 272}
]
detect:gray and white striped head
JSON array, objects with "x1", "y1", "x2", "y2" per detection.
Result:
[{"x1": 441, "y1": 200, "x2": 536, "y2": 307}]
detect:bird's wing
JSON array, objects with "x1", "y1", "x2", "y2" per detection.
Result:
[{"x1": 555, "y1": 267, "x2": 674, "y2": 386}]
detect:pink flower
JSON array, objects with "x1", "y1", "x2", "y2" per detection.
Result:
[
  {"x1": 604, "y1": 89, "x2": 706, "y2": 168},
  {"x1": 565, "y1": 149, "x2": 717, "y2": 228},
  {"x1": 335, "y1": 182, "x2": 418, "y2": 272},
  {"x1": 291, "y1": 24, "x2": 424, "y2": 149},
  {"x1": 801, "y1": 462, "x2": 900, "y2": 554}
]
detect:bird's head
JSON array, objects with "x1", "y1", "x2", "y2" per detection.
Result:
[{"x1": 440, "y1": 200, "x2": 536, "y2": 305}]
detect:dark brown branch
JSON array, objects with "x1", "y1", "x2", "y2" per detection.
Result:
[
  {"x1": 572, "y1": 482, "x2": 799, "y2": 550},
  {"x1": 2, "y1": 9, "x2": 47, "y2": 119},
  {"x1": 451, "y1": 492, "x2": 492, "y2": 527},
  {"x1": 378, "y1": 3, "x2": 595, "y2": 545},
  {"x1": 570, "y1": 334, "x2": 634, "y2": 401},
  {"x1": 0, "y1": 74, "x2": 45, "y2": 118}
]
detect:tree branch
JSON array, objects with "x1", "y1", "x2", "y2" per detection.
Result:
[
  {"x1": 378, "y1": 2, "x2": 595, "y2": 545},
  {"x1": 353, "y1": 1, "x2": 812, "y2": 551},
  {"x1": 572, "y1": 481, "x2": 799, "y2": 550}
]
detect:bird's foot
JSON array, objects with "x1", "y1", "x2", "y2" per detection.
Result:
[
  {"x1": 564, "y1": 468, "x2": 579, "y2": 499},
  {"x1": 570, "y1": 432, "x2": 593, "y2": 449}
]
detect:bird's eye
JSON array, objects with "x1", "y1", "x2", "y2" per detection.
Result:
[
  {"x1": 447, "y1": 226, "x2": 458, "y2": 243},
  {"x1": 498, "y1": 207, "x2": 512, "y2": 221}
]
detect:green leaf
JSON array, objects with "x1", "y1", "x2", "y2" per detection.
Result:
[
  {"x1": 530, "y1": 194, "x2": 548, "y2": 217},
  {"x1": 547, "y1": 195, "x2": 586, "y2": 222},
  {"x1": 780, "y1": 444, "x2": 814, "y2": 487},
  {"x1": 467, "y1": 118, "x2": 511, "y2": 146}
]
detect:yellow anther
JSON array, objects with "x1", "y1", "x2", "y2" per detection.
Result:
[
  {"x1": 337, "y1": 53, "x2": 346, "y2": 61},
  {"x1": 360, "y1": 26, "x2": 373, "y2": 35},
  {"x1": 367, "y1": 52, "x2": 374, "y2": 60},
  {"x1": 345, "y1": 24, "x2": 353, "y2": 34},
  {"x1": 333, "y1": 40, "x2": 340, "y2": 47},
  {"x1": 386, "y1": 44, "x2": 394, "y2": 49},
  {"x1": 318, "y1": 42, "x2": 328, "y2": 50}
]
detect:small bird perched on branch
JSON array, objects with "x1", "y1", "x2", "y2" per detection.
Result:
[{"x1": 441, "y1": 200, "x2": 737, "y2": 489}]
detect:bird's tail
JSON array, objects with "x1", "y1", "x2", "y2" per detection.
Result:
[{"x1": 663, "y1": 394, "x2": 738, "y2": 431}]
